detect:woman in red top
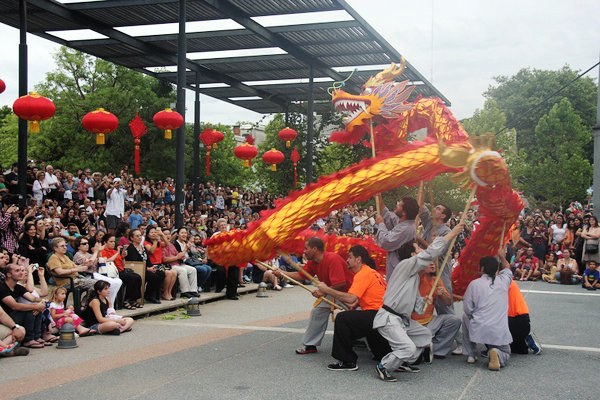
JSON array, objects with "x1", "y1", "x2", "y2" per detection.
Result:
[
  {"x1": 144, "y1": 226, "x2": 177, "y2": 301},
  {"x1": 101, "y1": 234, "x2": 142, "y2": 309}
]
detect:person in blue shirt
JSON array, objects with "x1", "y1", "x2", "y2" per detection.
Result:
[
  {"x1": 127, "y1": 203, "x2": 144, "y2": 229},
  {"x1": 582, "y1": 260, "x2": 600, "y2": 290}
]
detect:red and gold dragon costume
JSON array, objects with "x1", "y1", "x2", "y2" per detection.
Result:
[{"x1": 205, "y1": 61, "x2": 523, "y2": 296}]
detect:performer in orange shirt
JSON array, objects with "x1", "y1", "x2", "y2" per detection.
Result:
[
  {"x1": 412, "y1": 262, "x2": 460, "y2": 361},
  {"x1": 317, "y1": 245, "x2": 390, "y2": 371},
  {"x1": 506, "y1": 281, "x2": 541, "y2": 355}
]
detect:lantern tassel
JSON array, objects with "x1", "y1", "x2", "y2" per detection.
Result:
[
  {"x1": 243, "y1": 160, "x2": 250, "y2": 168},
  {"x1": 271, "y1": 164, "x2": 277, "y2": 172},
  {"x1": 286, "y1": 140, "x2": 290, "y2": 147},
  {"x1": 213, "y1": 143, "x2": 218, "y2": 149},
  {"x1": 29, "y1": 120, "x2": 40, "y2": 133},
  {"x1": 294, "y1": 163, "x2": 298, "y2": 187},
  {"x1": 135, "y1": 145, "x2": 140, "y2": 174},
  {"x1": 206, "y1": 150, "x2": 211, "y2": 177},
  {"x1": 96, "y1": 133, "x2": 105, "y2": 145},
  {"x1": 165, "y1": 129, "x2": 172, "y2": 139}
]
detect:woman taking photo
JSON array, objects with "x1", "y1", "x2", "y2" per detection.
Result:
[
  {"x1": 101, "y1": 234, "x2": 142, "y2": 309},
  {"x1": 144, "y1": 226, "x2": 177, "y2": 301},
  {"x1": 556, "y1": 248, "x2": 581, "y2": 284},
  {"x1": 531, "y1": 220, "x2": 548, "y2": 261},
  {"x1": 124, "y1": 228, "x2": 165, "y2": 304}
]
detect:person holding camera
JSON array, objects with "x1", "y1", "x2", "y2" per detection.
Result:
[
  {"x1": 0, "y1": 201, "x2": 22, "y2": 255},
  {"x1": 105, "y1": 178, "x2": 125, "y2": 235}
]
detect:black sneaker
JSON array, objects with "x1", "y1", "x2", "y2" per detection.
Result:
[
  {"x1": 395, "y1": 362, "x2": 421, "y2": 373},
  {"x1": 327, "y1": 361, "x2": 358, "y2": 371},
  {"x1": 375, "y1": 363, "x2": 397, "y2": 382},
  {"x1": 423, "y1": 344, "x2": 434, "y2": 364},
  {"x1": 295, "y1": 345, "x2": 318, "y2": 354}
]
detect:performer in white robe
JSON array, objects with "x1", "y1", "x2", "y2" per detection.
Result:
[
  {"x1": 461, "y1": 250, "x2": 513, "y2": 371},
  {"x1": 373, "y1": 222, "x2": 464, "y2": 382}
]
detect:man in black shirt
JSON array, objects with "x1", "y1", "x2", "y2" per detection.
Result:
[{"x1": 0, "y1": 263, "x2": 46, "y2": 348}]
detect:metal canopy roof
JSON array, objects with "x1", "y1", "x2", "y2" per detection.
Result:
[{"x1": 0, "y1": 0, "x2": 450, "y2": 114}]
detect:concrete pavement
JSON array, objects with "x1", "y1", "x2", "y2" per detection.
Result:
[{"x1": 0, "y1": 280, "x2": 598, "y2": 400}]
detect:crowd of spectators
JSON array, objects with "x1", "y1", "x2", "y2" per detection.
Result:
[{"x1": 1, "y1": 159, "x2": 597, "y2": 358}]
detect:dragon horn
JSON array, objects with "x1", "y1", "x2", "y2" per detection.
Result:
[{"x1": 365, "y1": 57, "x2": 406, "y2": 87}]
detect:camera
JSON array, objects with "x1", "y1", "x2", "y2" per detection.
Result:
[{"x1": 31, "y1": 263, "x2": 40, "y2": 272}]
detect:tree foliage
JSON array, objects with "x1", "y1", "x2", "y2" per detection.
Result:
[{"x1": 484, "y1": 65, "x2": 597, "y2": 161}]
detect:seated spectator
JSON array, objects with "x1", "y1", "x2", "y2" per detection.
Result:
[
  {"x1": 555, "y1": 249, "x2": 581, "y2": 284},
  {"x1": 101, "y1": 234, "x2": 142, "y2": 309},
  {"x1": 0, "y1": 304, "x2": 28, "y2": 357},
  {"x1": 0, "y1": 261, "x2": 47, "y2": 348},
  {"x1": 515, "y1": 256, "x2": 539, "y2": 281},
  {"x1": 124, "y1": 228, "x2": 164, "y2": 304},
  {"x1": 47, "y1": 237, "x2": 97, "y2": 294},
  {"x1": 72, "y1": 236, "x2": 122, "y2": 307},
  {"x1": 541, "y1": 252, "x2": 558, "y2": 283},
  {"x1": 253, "y1": 260, "x2": 283, "y2": 290},
  {"x1": 582, "y1": 260, "x2": 600, "y2": 290},
  {"x1": 144, "y1": 226, "x2": 177, "y2": 301},
  {"x1": 48, "y1": 287, "x2": 91, "y2": 336},
  {"x1": 174, "y1": 228, "x2": 211, "y2": 293},
  {"x1": 161, "y1": 229, "x2": 199, "y2": 298},
  {"x1": 82, "y1": 281, "x2": 133, "y2": 335}
]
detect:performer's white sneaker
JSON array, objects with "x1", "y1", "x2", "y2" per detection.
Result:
[
  {"x1": 452, "y1": 346, "x2": 463, "y2": 355},
  {"x1": 466, "y1": 356, "x2": 477, "y2": 364}
]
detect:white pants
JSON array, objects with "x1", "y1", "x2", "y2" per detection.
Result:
[
  {"x1": 92, "y1": 273, "x2": 123, "y2": 307},
  {"x1": 302, "y1": 297, "x2": 346, "y2": 347},
  {"x1": 375, "y1": 311, "x2": 432, "y2": 371},
  {"x1": 171, "y1": 264, "x2": 198, "y2": 294},
  {"x1": 425, "y1": 314, "x2": 461, "y2": 356}
]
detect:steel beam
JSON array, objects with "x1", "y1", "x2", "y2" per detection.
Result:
[
  {"x1": 17, "y1": 0, "x2": 28, "y2": 208},
  {"x1": 305, "y1": 65, "x2": 315, "y2": 185},
  {"x1": 175, "y1": 0, "x2": 186, "y2": 228},
  {"x1": 194, "y1": 72, "x2": 200, "y2": 212}
]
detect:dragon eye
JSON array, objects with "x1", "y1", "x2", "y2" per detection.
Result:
[{"x1": 362, "y1": 87, "x2": 373, "y2": 95}]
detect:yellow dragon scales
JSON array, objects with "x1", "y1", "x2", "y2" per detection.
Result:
[{"x1": 205, "y1": 60, "x2": 523, "y2": 295}]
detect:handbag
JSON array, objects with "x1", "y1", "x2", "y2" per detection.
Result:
[
  {"x1": 99, "y1": 261, "x2": 119, "y2": 278},
  {"x1": 585, "y1": 243, "x2": 599, "y2": 254}
]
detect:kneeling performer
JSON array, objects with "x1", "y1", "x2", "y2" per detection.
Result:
[{"x1": 316, "y1": 245, "x2": 390, "y2": 371}]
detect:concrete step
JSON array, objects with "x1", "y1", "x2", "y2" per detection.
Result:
[{"x1": 118, "y1": 283, "x2": 261, "y2": 318}]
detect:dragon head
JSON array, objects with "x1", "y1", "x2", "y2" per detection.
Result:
[{"x1": 331, "y1": 59, "x2": 415, "y2": 133}]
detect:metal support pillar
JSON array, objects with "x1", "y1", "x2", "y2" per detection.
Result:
[
  {"x1": 193, "y1": 72, "x2": 200, "y2": 212},
  {"x1": 305, "y1": 65, "x2": 315, "y2": 184},
  {"x1": 174, "y1": 0, "x2": 186, "y2": 228},
  {"x1": 17, "y1": 0, "x2": 28, "y2": 207},
  {"x1": 593, "y1": 52, "x2": 600, "y2": 216}
]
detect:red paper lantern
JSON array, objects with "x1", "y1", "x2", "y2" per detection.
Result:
[
  {"x1": 262, "y1": 148, "x2": 285, "y2": 171},
  {"x1": 211, "y1": 130, "x2": 224, "y2": 149},
  {"x1": 82, "y1": 108, "x2": 119, "y2": 145},
  {"x1": 153, "y1": 107, "x2": 183, "y2": 139},
  {"x1": 234, "y1": 136, "x2": 258, "y2": 167},
  {"x1": 199, "y1": 127, "x2": 215, "y2": 176},
  {"x1": 0, "y1": 78, "x2": 5, "y2": 94},
  {"x1": 291, "y1": 147, "x2": 300, "y2": 187},
  {"x1": 278, "y1": 127, "x2": 297, "y2": 147},
  {"x1": 12, "y1": 92, "x2": 56, "y2": 133}
]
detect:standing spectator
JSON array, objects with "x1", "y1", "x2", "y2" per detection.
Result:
[
  {"x1": 5, "y1": 163, "x2": 19, "y2": 195},
  {"x1": 549, "y1": 214, "x2": 567, "y2": 247},
  {"x1": 43, "y1": 165, "x2": 60, "y2": 201},
  {"x1": 581, "y1": 216, "x2": 600, "y2": 267},
  {"x1": 127, "y1": 203, "x2": 143, "y2": 229},
  {"x1": 62, "y1": 173, "x2": 76, "y2": 201},
  {"x1": 105, "y1": 178, "x2": 125, "y2": 235},
  {"x1": 32, "y1": 172, "x2": 49, "y2": 206},
  {"x1": 532, "y1": 220, "x2": 548, "y2": 261}
]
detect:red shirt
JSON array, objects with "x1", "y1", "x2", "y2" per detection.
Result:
[
  {"x1": 304, "y1": 252, "x2": 354, "y2": 292},
  {"x1": 519, "y1": 255, "x2": 540, "y2": 267},
  {"x1": 144, "y1": 241, "x2": 163, "y2": 265}
]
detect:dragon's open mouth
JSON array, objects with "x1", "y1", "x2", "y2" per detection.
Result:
[{"x1": 332, "y1": 97, "x2": 370, "y2": 125}]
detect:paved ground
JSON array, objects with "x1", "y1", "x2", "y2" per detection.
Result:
[{"x1": 0, "y1": 280, "x2": 598, "y2": 400}]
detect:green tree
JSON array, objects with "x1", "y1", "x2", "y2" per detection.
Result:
[
  {"x1": 28, "y1": 47, "x2": 177, "y2": 178},
  {"x1": 521, "y1": 98, "x2": 592, "y2": 207},
  {"x1": 0, "y1": 113, "x2": 18, "y2": 167},
  {"x1": 484, "y1": 66, "x2": 597, "y2": 161}
]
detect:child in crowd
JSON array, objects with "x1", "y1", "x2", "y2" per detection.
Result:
[
  {"x1": 516, "y1": 256, "x2": 534, "y2": 281},
  {"x1": 541, "y1": 253, "x2": 558, "y2": 283},
  {"x1": 83, "y1": 281, "x2": 134, "y2": 334},
  {"x1": 49, "y1": 287, "x2": 92, "y2": 336},
  {"x1": 582, "y1": 260, "x2": 600, "y2": 290}
]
